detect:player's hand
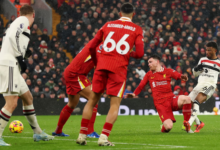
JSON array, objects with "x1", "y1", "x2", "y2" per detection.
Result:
[
  {"x1": 181, "y1": 74, "x2": 188, "y2": 81},
  {"x1": 194, "y1": 64, "x2": 203, "y2": 71},
  {"x1": 126, "y1": 93, "x2": 136, "y2": 98},
  {"x1": 24, "y1": 49, "x2": 32, "y2": 59}
]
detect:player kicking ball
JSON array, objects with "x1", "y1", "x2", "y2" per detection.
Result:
[
  {"x1": 127, "y1": 54, "x2": 192, "y2": 133},
  {"x1": 0, "y1": 5, "x2": 54, "y2": 146},
  {"x1": 76, "y1": 3, "x2": 144, "y2": 146},
  {"x1": 186, "y1": 42, "x2": 220, "y2": 133},
  {"x1": 52, "y1": 40, "x2": 99, "y2": 138}
]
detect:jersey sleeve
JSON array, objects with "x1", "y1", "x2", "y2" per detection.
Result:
[
  {"x1": 192, "y1": 58, "x2": 202, "y2": 77},
  {"x1": 168, "y1": 69, "x2": 182, "y2": 80},
  {"x1": 8, "y1": 17, "x2": 29, "y2": 58},
  {"x1": 134, "y1": 72, "x2": 149, "y2": 96},
  {"x1": 88, "y1": 24, "x2": 106, "y2": 65},
  {"x1": 130, "y1": 27, "x2": 144, "y2": 58}
]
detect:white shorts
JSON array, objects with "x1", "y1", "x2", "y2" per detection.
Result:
[
  {"x1": 0, "y1": 65, "x2": 29, "y2": 96},
  {"x1": 189, "y1": 83, "x2": 215, "y2": 101}
]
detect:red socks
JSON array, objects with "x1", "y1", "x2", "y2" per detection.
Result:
[
  {"x1": 182, "y1": 103, "x2": 192, "y2": 121},
  {"x1": 161, "y1": 125, "x2": 169, "y2": 133},
  {"x1": 80, "y1": 118, "x2": 90, "y2": 134},
  {"x1": 101, "y1": 122, "x2": 113, "y2": 137},
  {"x1": 55, "y1": 105, "x2": 73, "y2": 134},
  {"x1": 87, "y1": 104, "x2": 98, "y2": 134}
]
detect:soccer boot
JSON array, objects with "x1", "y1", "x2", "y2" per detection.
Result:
[
  {"x1": 52, "y1": 132, "x2": 69, "y2": 137},
  {"x1": 33, "y1": 131, "x2": 54, "y2": 142},
  {"x1": 0, "y1": 138, "x2": 10, "y2": 146},
  {"x1": 98, "y1": 134, "x2": 115, "y2": 146},
  {"x1": 76, "y1": 133, "x2": 87, "y2": 145},
  {"x1": 194, "y1": 122, "x2": 205, "y2": 133},
  {"x1": 183, "y1": 120, "x2": 192, "y2": 133},
  {"x1": 182, "y1": 125, "x2": 194, "y2": 133},
  {"x1": 87, "y1": 131, "x2": 100, "y2": 138}
]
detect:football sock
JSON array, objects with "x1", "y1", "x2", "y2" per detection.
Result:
[
  {"x1": 182, "y1": 103, "x2": 192, "y2": 121},
  {"x1": 0, "y1": 108, "x2": 11, "y2": 138},
  {"x1": 161, "y1": 125, "x2": 170, "y2": 133},
  {"x1": 55, "y1": 104, "x2": 74, "y2": 134},
  {"x1": 195, "y1": 116, "x2": 201, "y2": 125},
  {"x1": 23, "y1": 105, "x2": 42, "y2": 134},
  {"x1": 87, "y1": 104, "x2": 98, "y2": 134},
  {"x1": 189, "y1": 101, "x2": 200, "y2": 126},
  {"x1": 101, "y1": 122, "x2": 113, "y2": 137},
  {"x1": 80, "y1": 118, "x2": 90, "y2": 134}
]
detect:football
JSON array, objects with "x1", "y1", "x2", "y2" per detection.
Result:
[
  {"x1": 213, "y1": 107, "x2": 218, "y2": 113},
  {"x1": 9, "y1": 120, "x2": 24, "y2": 133}
]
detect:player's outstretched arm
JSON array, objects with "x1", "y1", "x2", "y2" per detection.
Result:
[
  {"x1": 133, "y1": 73, "x2": 149, "y2": 97},
  {"x1": 125, "y1": 93, "x2": 136, "y2": 98}
]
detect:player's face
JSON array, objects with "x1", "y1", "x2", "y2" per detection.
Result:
[
  {"x1": 29, "y1": 13, "x2": 35, "y2": 26},
  {"x1": 206, "y1": 46, "x2": 216, "y2": 59},
  {"x1": 148, "y1": 58, "x2": 158, "y2": 71}
]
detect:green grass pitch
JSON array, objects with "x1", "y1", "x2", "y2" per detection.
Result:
[{"x1": 2, "y1": 115, "x2": 220, "y2": 150}]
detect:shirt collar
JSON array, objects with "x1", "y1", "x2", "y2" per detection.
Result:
[
  {"x1": 119, "y1": 17, "x2": 132, "y2": 22},
  {"x1": 152, "y1": 67, "x2": 164, "y2": 74}
]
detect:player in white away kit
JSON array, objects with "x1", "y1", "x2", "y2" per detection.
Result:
[
  {"x1": 0, "y1": 5, "x2": 54, "y2": 146},
  {"x1": 184, "y1": 42, "x2": 220, "y2": 133}
]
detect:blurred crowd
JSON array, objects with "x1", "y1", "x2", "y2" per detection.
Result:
[{"x1": 1, "y1": 0, "x2": 220, "y2": 99}]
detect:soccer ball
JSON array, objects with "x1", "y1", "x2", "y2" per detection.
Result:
[
  {"x1": 213, "y1": 107, "x2": 218, "y2": 113},
  {"x1": 9, "y1": 120, "x2": 24, "y2": 133}
]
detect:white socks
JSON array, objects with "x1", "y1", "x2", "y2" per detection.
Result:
[
  {"x1": 0, "y1": 108, "x2": 12, "y2": 138},
  {"x1": 189, "y1": 101, "x2": 200, "y2": 126},
  {"x1": 23, "y1": 105, "x2": 42, "y2": 134}
]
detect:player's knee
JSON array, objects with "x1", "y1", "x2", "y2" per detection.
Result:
[
  {"x1": 184, "y1": 96, "x2": 191, "y2": 104},
  {"x1": 10, "y1": 102, "x2": 18, "y2": 111}
]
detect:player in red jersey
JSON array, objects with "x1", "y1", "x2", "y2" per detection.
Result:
[
  {"x1": 127, "y1": 54, "x2": 192, "y2": 133},
  {"x1": 52, "y1": 40, "x2": 100, "y2": 138},
  {"x1": 76, "y1": 3, "x2": 144, "y2": 146}
]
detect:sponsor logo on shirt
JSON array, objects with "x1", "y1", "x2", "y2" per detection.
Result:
[{"x1": 152, "y1": 81, "x2": 168, "y2": 87}]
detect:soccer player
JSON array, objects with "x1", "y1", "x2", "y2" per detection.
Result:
[
  {"x1": 187, "y1": 42, "x2": 220, "y2": 133},
  {"x1": 52, "y1": 40, "x2": 100, "y2": 138},
  {"x1": 127, "y1": 54, "x2": 192, "y2": 133},
  {"x1": 0, "y1": 5, "x2": 54, "y2": 146},
  {"x1": 76, "y1": 3, "x2": 144, "y2": 146}
]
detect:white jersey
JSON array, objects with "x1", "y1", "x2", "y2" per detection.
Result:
[
  {"x1": 0, "y1": 16, "x2": 30, "y2": 67},
  {"x1": 192, "y1": 57, "x2": 220, "y2": 85}
]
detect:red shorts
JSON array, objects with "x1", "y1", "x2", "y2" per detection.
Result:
[
  {"x1": 155, "y1": 96, "x2": 180, "y2": 123},
  {"x1": 64, "y1": 71, "x2": 91, "y2": 95},
  {"x1": 92, "y1": 70, "x2": 126, "y2": 98}
]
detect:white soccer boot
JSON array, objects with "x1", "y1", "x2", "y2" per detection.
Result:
[
  {"x1": 0, "y1": 138, "x2": 10, "y2": 146},
  {"x1": 33, "y1": 131, "x2": 54, "y2": 142},
  {"x1": 76, "y1": 133, "x2": 87, "y2": 145},
  {"x1": 98, "y1": 134, "x2": 115, "y2": 146}
]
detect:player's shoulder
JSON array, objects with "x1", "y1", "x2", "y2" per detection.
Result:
[{"x1": 164, "y1": 68, "x2": 176, "y2": 73}]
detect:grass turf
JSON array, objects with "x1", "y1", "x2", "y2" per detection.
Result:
[{"x1": 2, "y1": 115, "x2": 220, "y2": 150}]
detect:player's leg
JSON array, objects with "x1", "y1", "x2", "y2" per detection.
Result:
[
  {"x1": 79, "y1": 85, "x2": 99, "y2": 138},
  {"x1": 189, "y1": 93, "x2": 206, "y2": 132},
  {"x1": 161, "y1": 119, "x2": 173, "y2": 133},
  {"x1": 97, "y1": 96, "x2": 121, "y2": 146},
  {"x1": 53, "y1": 94, "x2": 80, "y2": 136},
  {"x1": 175, "y1": 95, "x2": 192, "y2": 132},
  {"x1": 98, "y1": 72, "x2": 125, "y2": 146},
  {"x1": 77, "y1": 91, "x2": 102, "y2": 145},
  {"x1": 0, "y1": 95, "x2": 18, "y2": 146},
  {"x1": 77, "y1": 70, "x2": 106, "y2": 145},
  {"x1": 20, "y1": 90, "x2": 54, "y2": 141}
]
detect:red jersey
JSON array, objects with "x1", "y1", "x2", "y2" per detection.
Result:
[
  {"x1": 65, "y1": 40, "x2": 96, "y2": 75},
  {"x1": 134, "y1": 68, "x2": 182, "y2": 104},
  {"x1": 88, "y1": 17, "x2": 144, "y2": 77}
]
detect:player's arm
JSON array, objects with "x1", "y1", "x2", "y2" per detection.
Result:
[
  {"x1": 127, "y1": 73, "x2": 149, "y2": 98},
  {"x1": 169, "y1": 69, "x2": 188, "y2": 81},
  {"x1": 8, "y1": 18, "x2": 29, "y2": 72},
  {"x1": 130, "y1": 28, "x2": 144, "y2": 58},
  {"x1": 88, "y1": 24, "x2": 106, "y2": 65},
  {"x1": 192, "y1": 59, "x2": 203, "y2": 77}
]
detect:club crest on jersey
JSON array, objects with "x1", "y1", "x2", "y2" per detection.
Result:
[
  {"x1": 20, "y1": 23, "x2": 24, "y2": 29},
  {"x1": 163, "y1": 74, "x2": 166, "y2": 78},
  {"x1": 99, "y1": 44, "x2": 103, "y2": 50}
]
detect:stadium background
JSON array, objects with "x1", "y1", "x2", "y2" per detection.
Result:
[{"x1": 0, "y1": 0, "x2": 220, "y2": 110}]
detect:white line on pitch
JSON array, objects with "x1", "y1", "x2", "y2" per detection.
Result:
[{"x1": 3, "y1": 136, "x2": 189, "y2": 148}]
